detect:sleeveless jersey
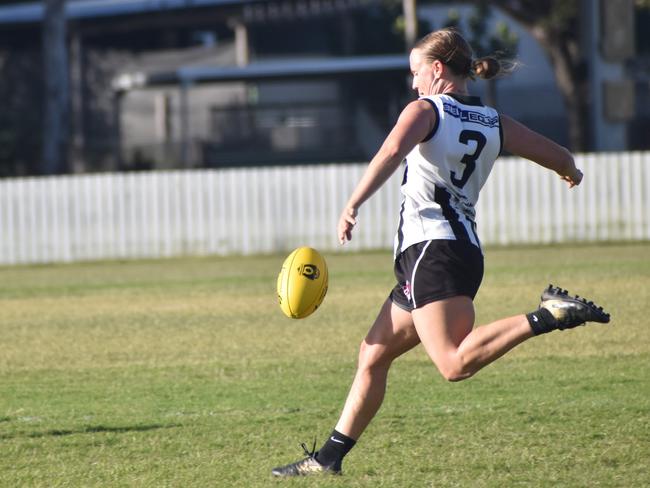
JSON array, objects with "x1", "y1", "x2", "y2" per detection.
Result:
[{"x1": 394, "y1": 93, "x2": 502, "y2": 258}]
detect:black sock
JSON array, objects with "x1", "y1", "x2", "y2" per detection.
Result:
[
  {"x1": 526, "y1": 307, "x2": 558, "y2": 335},
  {"x1": 315, "y1": 429, "x2": 356, "y2": 468}
]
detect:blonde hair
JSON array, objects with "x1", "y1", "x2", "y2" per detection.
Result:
[{"x1": 414, "y1": 28, "x2": 510, "y2": 80}]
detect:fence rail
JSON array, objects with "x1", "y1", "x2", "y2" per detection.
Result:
[{"x1": 1, "y1": 152, "x2": 649, "y2": 265}]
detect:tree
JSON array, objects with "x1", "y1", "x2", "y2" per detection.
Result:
[
  {"x1": 474, "y1": 0, "x2": 590, "y2": 151},
  {"x1": 42, "y1": 0, "x2": 69, "y2": 174},
  {"x1": 443, "y1": 1, "x2": 518, "y2": 108}
]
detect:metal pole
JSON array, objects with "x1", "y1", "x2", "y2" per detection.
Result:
[
  {"x1": 587, "y1": 0, "x2": 630, "y2": 151},
  {"x1": 180, "y1": 79, "x2": 191, "y2": 168},
  {"x1": 69, "y1": 27, "x2": 85, "y2": 173},
  {"x1": 403, "y1": 0, "x2": 417, "y2": 49}
]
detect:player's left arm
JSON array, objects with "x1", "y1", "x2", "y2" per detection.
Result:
[
  {"x1": 501, "y1": 114, "x2": 582, "y2": 188},
  {"x1": 338, "y1": 100, "x2": 435, "y2": 244}
]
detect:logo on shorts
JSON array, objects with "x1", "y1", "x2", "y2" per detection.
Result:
[{"x1": 402, "y1": 280, "x2": 412, "y2": 301}]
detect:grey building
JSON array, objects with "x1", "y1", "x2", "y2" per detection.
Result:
[{"x1": 0, "y1": 0, "x2": 646, "y2": 176}]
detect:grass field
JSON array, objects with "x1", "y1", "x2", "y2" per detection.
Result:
[{"x1": 0, "y1": 242, "x2": 649, "y2": 487}]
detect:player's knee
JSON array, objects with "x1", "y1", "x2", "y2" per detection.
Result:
[
  {"x1": 358, "y1": 340, "x2": 391, "y2": 371},
  {"x1": 441, "y1": 369, "x2": 472, "y2": 382},
  {"x1": 439, "y1": 367, "x2": 472, "y2": 382},
  {"x1": 436, "y1": 358, "x2": 473, "y2": 382}
]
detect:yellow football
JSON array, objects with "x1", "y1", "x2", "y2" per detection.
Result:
[{"x1": 277, "y1": 247, "x2": 328, "y2": 319}]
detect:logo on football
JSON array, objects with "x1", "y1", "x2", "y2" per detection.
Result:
[
  {"x1": 299, "y1": 264, "x2": 320, "y2": 280},
  {"x1": 277, "y1": 247, "x2": 328, "y2": 319}
]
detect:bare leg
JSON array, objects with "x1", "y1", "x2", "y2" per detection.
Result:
[
  {"x1": 334, "y1": 298, "x2": 421, "y2": 440},
  {"x1": 411, "y1": 296, "x2": 534, "y2": 382},
  {"x1": 273, "y1": 296, "x2": 533, "y2": 476}
]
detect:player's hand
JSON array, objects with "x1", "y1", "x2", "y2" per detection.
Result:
[
  {"x1": 337, "y1": 207, "x2": 358, "y2": 245},
  {"x1": 562, "y1": 168, "x2": 583, "y2": 188}
]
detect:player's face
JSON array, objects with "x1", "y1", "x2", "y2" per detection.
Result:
[{"x1": 409, "y1": 49, "x2": 435, "y2": 96}]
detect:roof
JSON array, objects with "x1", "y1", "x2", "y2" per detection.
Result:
[
  {"x1": 0, "y1": 0, "x2": 250, "y2": 24},
  {"x1": 113, "y1": 54, "x2": 409, "y2": 89}
]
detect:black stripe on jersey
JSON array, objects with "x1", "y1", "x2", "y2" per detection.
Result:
[
  {"x1": 470, "y1": 220, "x2": 481, "y2": 247},
  {"x1": 498, "y1": 114, "x2": 504, "y2": 155},
  {"x1": 395, "y1": 199, "x2": 407, "y2": 253},
  {"x1": 447, "y1": 93, "x2": 483, "y2": 106},
  {"x1": 419, "y1": 98, "x2": 440, "y2": 142},
  {"x1": 401, "y1": 159, "x2": 408, "y2": 185},
  {"x1": 433, "y1": 185, "x2": 470, "y2": 242}
]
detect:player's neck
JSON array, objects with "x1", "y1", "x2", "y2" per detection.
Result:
[{"x1": 440, "y1": 82, "x2": 468, "y2": 96}]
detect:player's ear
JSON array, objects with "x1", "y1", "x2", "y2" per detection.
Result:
[{"x1": 432, "y1": 59, "x2": 444, "y2": 79}]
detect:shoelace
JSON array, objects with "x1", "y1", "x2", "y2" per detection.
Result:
[{"x1": 300, "y1": 438, "x2": 317, "y2": 458}]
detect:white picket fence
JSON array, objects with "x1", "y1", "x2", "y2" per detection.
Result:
[{"x1": 0, "y1": 152, "x2": 649, "y2": 265}]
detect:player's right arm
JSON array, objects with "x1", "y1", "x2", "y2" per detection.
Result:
[
  {"x1": 337, "y1": 99, "x2": 435, "y2": 244},
  {"x1": 501, "y1": 114, "x2": 582, "y2": 188}
]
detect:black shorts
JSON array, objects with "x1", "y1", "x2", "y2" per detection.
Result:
[{"x1": 389, "y1": 239, "x2": 484, "y2": 311}]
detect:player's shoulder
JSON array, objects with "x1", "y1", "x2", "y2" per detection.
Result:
[
  {"x1": 405, "y1": 97, "x2": 438, "y2": 111},
  {"x1": 399, "y1": 98, "x2": 439, "y2": 125}
]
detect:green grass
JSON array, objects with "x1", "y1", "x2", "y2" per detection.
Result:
[{"x1": 0, "y1": 243, "x2": 649, "y2": 487}]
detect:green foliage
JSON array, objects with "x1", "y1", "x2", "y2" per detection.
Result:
[
  {"x1": 0, "y1": 243, "x2": 649, "y2": 486},
  {"x1": 470, "y1": 2, "x2": 518, "y2": 58},
  {"x1": 542, "y1": 0, "x2": 579, "y2": 32},
  {"x1": 443, "y1": 2, "x2": 518, "y2": 59}
]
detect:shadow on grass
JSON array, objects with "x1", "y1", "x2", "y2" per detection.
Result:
[{"x1": 0, "y1": 423, "x2": 181, "y2": 440}]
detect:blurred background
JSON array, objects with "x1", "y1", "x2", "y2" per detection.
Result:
[
  {"x1": 0, "y1": 0, "x2": 648, "y2": 176},
  {"x1": 0, "y1": 0, "x2": 648, "y2": 265}
]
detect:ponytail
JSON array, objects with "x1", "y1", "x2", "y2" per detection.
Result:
[
  {"x1": 472, "y1": 57, "x2": 501, "y2": 80},
  {"x1": 471, "y1": 56, "x2": 519, "y2": 80}
]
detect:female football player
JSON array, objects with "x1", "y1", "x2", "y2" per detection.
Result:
[{"x1": 272, "y1": 27, "x2": 610, "y2": 477}]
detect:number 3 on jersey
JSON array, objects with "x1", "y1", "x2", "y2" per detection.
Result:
[{"x1": 450, "y1": 130, "x2": 486, "y2": 189}]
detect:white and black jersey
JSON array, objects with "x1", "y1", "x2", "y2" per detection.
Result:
[{"x1": 394, "y1": 93, "x2": 502, "y2": 258}]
